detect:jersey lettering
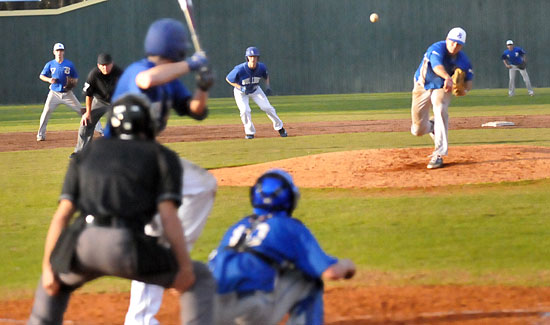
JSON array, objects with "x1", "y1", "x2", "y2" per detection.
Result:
[
  {"x1": 227, "y1": 222, "x2": 271, "y2": 248},
  {"x1": 241, "y1": 77, "x2": 261, "y2": 86},
  {"x1": 64, "y1": 67, "x2": 71, "y2": 75}
]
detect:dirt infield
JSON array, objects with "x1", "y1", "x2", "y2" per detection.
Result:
[{"x1": 2, "y1": 115, "x2": 550, "y2": 324}]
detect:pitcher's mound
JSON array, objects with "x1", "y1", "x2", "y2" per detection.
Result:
[{"x1": 210, "y1": 145, "x2": 550, "y2": 188}]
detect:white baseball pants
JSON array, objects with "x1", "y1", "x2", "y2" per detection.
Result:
[
  {"x1": 233, "y1": 87, "x2": 283, "y2": 136},
  {"x1": 124, "y1": 158, "x2": 217, "y2": 325},
  {"x1": 37, "y1": 90, "x2": 103, "y2": 140},
  {"x1": 410, "y1": 82, "x2": 452, "y2": 157},
  {"x1": 508, "y1": 65, "x2": 534, "y2": 96}
]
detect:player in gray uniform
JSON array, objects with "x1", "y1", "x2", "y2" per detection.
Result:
[
  {"x1": 37, "y1": 43, "x2": 103, "y2": 141},
  {"x1": 27, "y1": 94, "x2": 214, "y2": 325},
  {"x1": 70, "y1": 53, "x2": 122, "y2": 158}
]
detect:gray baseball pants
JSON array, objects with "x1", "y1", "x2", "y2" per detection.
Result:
[
  {"x1": 28, "y1": 226, "x2": 215, "y2": 325},
  {"x1": 74, "y1": 98, "x2": 110, "y2": 153}
]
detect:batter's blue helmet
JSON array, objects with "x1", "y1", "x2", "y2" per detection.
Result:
[
  {"x1": 108, "y1": 94, "x2": 155, "y2": 140},
  {"x1": 144, "y1": 18, "x2": 190, "y2": 62},
  {"x1": 250, "y1": 169, "x2": 300, "y2": 215},
  {"x1": 245, "y1": 46, "x2": 260, "y2": 57}
]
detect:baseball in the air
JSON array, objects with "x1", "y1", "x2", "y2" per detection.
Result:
[{"x1": 370, "y1": 13, "x2": 379, "y2": 23}]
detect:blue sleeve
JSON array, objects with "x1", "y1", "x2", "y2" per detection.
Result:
[
  {"x1": 226, "y1": 65, "x2": 240, "y2": 83},
  {"x1": 501, "y1": 52, "x2": 508, "y2": 60},
  {"x1": 291, "y1": 224, "x2": 338, "y2": 278},
  {"x1": 41, "y1": 62, "x2": 51, "y2": 77},
  {"x1": 427, "y1": 47, "x2": 445, "y2": 68}
]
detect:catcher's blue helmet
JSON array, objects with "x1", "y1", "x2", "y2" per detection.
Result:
[
  {"x1": 108, "y1": 94, "x2": 155, "y2": 140},
  {"x1": 144, "y1": 18, "x2": 190, "y2": 62},
  {"x1": 250, "y1": 169, "x2": 300, "y2": 215},
  {"x1": 245, "y1": 46, "x2": 260, "y2": 58}
]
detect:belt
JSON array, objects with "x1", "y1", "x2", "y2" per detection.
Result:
[{"x1": 84, "y1": 214, "x2": 134, "y2": 229}]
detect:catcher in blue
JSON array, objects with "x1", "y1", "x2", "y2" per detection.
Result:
[
  {"x1": 501, "y1": 40, "x2": 534, "y2": 97},
  {"x1": 226, "y1": 47, "x2": 287, "y2": 139},
  {"x1": 110, "y1": 18, "x2": 217, "y2": 325},
  {"x1": 410, "y1": 27, "x2": 474, "y2": 169},
  {"x1": 37, "y1": 43, "x2": 103, "y2": 141},
  {"x1": 208, "y1": 169, "x2": 356, "y2": 324}
]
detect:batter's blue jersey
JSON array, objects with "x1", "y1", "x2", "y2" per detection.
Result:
[
  {"x1": 414, "y1": 41, "x2": 473, "y2": 90},
  {"x1": 209, "y1": 212, "x2": 338, "y2": 294},
  {"x1": 41, "y1": 59, "x2": 78, "y2": 92},
  {"x1": 501, "y1": 47, "x2": 526, "y2": 65},
  {"x1": 226, "y1": 62, "x2": 268, "y2": 94},
  {"x1": 112, "y1": 58, "x2": 192, "y2": 132}
]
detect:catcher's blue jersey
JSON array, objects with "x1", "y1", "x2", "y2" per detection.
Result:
[
  {"x1": 414, "y1": 41, "x2": 473, "y2": 90},
  {"x1": 208, "y1": 212, "x2": 338, "y2": 294},
  {"x1": 226, "y1": 62, "x2": 268, "y2": 94},
  {"x1": 501, "y1": 47, "x2": 526, "y2": 65},
  {"x1": 112, "y1": 58, "x2": 192, "y2": 132},
  {"x1": 41, "y1": 59, "x2": 78, "y2": 92}
]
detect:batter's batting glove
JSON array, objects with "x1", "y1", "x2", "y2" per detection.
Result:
[
  {"x1": 265, "y1": 87, "x2": 272, "y2": 96},
  {"x1": 186, "y1": 52, "x2": 209, "y2": 72},
  {"x1": 196, "y1": 66, "x2": 215, "y2": 91}
]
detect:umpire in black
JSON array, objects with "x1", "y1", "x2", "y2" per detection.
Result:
[
  {"x1": 70, "y1": 53, "x2": 123, "y2": 157},
  {"x1": 28, "y1": 94, "x2": 215, "y2": 324}
]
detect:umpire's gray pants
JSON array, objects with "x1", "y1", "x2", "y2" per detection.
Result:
[
  {"x1": 74, "y1": 98, "x2": 110, "y2": 153},
  {"x1": 28, "y1": 226, "x2": 215, "y2": 325}
]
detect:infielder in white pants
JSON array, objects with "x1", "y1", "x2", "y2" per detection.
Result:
[
  {"x1": 124, "y1": 158, "x2": 217, "y2": 325},
  {"x1": 37, "y1": 42, "x2": 102, "y2": 141},
  {"x1": 501, "y1": 40, "x2": 534, "y2": 97},
  {"x1": 226, "y1": 46, "x2": 287, "y2": 139}
]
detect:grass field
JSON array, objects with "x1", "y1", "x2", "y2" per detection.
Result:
[{"x1": 2, "y1": 88, "x2": 550, "y2": 299}]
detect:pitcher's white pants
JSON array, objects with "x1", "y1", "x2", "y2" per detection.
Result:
[
  {"x1": 124, "y1": 159, "x2": 217, "y2": 325},
  {"x1": 508, "y1": 66, "x2": 534, "y2": 96},
  {"x1": 410, "y1": 82, "x2": 452, "y2": 157},
  {"x1": 233, "y1": 87, "x2": 283, "y2": 136}
]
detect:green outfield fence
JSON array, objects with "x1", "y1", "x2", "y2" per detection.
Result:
[{"x1": 1, "y1": 0, "x2": 549, "y2": 104}]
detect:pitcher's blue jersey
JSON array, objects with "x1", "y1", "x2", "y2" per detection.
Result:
[
  {"x1": 414, "y1": 41, "x2": 473, "y2": 90},
  {"x1": 501, "y1": 47, "x2": 526, "y2": 65},
  {"x1": 226, "y1": 62, "x2": 268, "y2": 94},
  {"x1": 41, "y1": 59, "x2": 78, "y2": 92},
  {"x1": 112, "y1": 58, "x2": 192, "y2": 132},
  {"x1": 208, "y1": 212, "x2": 337, "y2": 294}
]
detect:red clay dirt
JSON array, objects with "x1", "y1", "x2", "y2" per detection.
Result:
[{"x1": 2, "y1": 115, "x2": 550, "y2": 324}]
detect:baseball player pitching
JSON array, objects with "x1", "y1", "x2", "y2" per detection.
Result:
[
  {"x1": 226, "y1": 47, "x2": 287, "y2": 139},
  {"x1": 37, "y1": 43, "x2": 103, "y2": 141},
  {"x1": 410, "y1": 27, "x2": 474, "y2": 169},
  {"x1": 501, "y1": 40, "x2": 534, "y2": 96}
]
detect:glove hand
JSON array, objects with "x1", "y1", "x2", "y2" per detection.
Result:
[
  {"x1": 64, "y1": 77, "x2": 77, "y2": 91},
  {"x1": 451, "y1": 68, "x2": 467, "y2": 96},
  {"x1": 265, "y1": 87, "x2": 272, "y2": 96},
  {"x1": 196, "y1": 66, "x2": 215, "y2": 91},
  {"x1": 185, "y1": 52, "x2": 208, "y2": 72}
]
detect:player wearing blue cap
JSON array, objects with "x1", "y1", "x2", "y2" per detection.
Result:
[
  {"x1": 209, "y1": 169, "x2": 356, "y2": 324},
  {"x1": 226, "y1": 47, "x2": 287, "y2": 139},
  {"x1": 501, "y1": 40, "x2": 534, "y2": 97},
  {"x1": 410, "y1": 27, "x2": 474, "y2": 169},
  {"x1": 37, "y1": 43, "x2": 103, "y2": 141},
  {"x1": 109, "y1": 18, "x2": 216, "y2": 325}
]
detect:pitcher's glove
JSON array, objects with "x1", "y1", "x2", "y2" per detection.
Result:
[
  {"x1": 451, "y1": 68, "x2": 467, "y2": 96},
  {"x1": 196, "y1": 66, "x2": 215, "y2": 91},
  {"x1": 64, "y1": 77, "x2": 77, "y2": 91}
]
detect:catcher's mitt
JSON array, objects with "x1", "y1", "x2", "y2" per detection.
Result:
[
  {"x1": 451, "y1": 68, "x2": 467, "y2": 96},
  {"x1": 64, "y1": 77, "x2": 77, "y2": 91}
]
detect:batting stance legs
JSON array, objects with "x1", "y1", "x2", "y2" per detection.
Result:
[
  {"x1": 411, "y1": 83, "x2": 451, "y2": 157},
  {"x1": 37, "y1": 90, "x2": 103, "y2": 141},
  {"x1": 125, "y1": 159, "x2": 218, "y2": 325},
  {"x1": 233, "y1": 88, "x2": 283, "y2": 136},
  {"x1": 508, "y1": 66, "x2": 534, "y2": 96}
]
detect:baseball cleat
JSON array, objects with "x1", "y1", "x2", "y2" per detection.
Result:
[
  {"x1": 278, "y1": 128, "x2": 288, "y2": 137},
  {"x1": 245, "y1": 134, "x2": 254, "y2": 139},
  {"x1": 36, "y1": 137, "x2": 45, "y2": 142},
  {"x1": 427, "y1": 155, "x2": 443, "y2": 169}
]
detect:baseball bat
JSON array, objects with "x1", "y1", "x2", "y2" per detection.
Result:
[{"x1": 177, "y1": 0, "x2": 203, "y2": 53}]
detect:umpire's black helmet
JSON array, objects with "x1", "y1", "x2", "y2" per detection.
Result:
[{"x1": 107, "y1": 94, "x2": 156, "y2": 140}]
